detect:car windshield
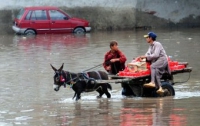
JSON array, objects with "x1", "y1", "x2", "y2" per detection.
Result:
[
  {"x1": 16, "y1": 8, "x2": 25, "y2": 19},
  {"x1": 59, "y1": 9, "x2": 71, "y2": 18}
]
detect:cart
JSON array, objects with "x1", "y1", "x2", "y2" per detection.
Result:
[{"x1": 96, "y1": 57, "x2": 192, "y2": 97}]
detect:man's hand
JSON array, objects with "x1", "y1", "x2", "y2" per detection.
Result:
[
  {"x1": 105, "y1": 65, "x2": 111, "y2": 70},
  {"x1": 139, "y1": 56, "x2": 146, "y2": 61},
  {"x1": 110, "y1": 58, "x2": 119, "y2": 63}
]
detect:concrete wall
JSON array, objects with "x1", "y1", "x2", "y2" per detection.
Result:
[
  {"x1": 135, "y1": 0, "x2": 200, "y2": 28},
  {"x1": 1, "y1": 0, "x2": 200, "y2": 34}
]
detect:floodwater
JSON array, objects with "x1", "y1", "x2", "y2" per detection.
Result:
[{"x1": 0, "y1": 28, "x2": 200, "y2": 126}]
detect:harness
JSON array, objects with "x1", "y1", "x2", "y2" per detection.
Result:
[
  {"x1": 63, "y1": 72, "x2": 77, "y2": 88},
  {"x1": 63, "y1": 72, "x2": 93, "y2": 88}
]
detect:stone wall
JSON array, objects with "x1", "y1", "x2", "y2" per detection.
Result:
[{"x1": 1, "y1": 0, "x2": 200, "y2": 34}]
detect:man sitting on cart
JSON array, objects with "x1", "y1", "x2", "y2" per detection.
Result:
[
  {"x1": 140, "y1": 32, "x2": 170, "y2": 94},
  {"x1": 103, "y1": 40, "x2": 127, "y2": 75}
]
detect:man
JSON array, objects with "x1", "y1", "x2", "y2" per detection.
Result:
[
  {"x1": 140, "y1": 32, "x2": 170, "y2": 94},
  {"x1": 103, "y1": 40, "x2": 127, "y2": 75}
]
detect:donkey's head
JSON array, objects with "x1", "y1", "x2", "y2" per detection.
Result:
[{"x1": 50, "y1": 63, "x2": 66, "y2": 91}]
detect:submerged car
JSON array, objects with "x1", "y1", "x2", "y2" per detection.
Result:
[{"x1": 12, "y1": 6, "x2": 91, "y2": 35}]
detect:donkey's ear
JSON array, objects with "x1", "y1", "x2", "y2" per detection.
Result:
[
  {"x1": 58, "y1": 63, "x2": 64, "y2": 71},
  {"x1": 50, "y1": 64, "x2": 57, "y2": 71}
]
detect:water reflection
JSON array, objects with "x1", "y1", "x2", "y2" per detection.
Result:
[
  {"x1": 13, "y1": 34, "x2": 89, "y2": 51},
  {"x1": 120, "y1": 98, "x2": 186, "y2": 126},
  {"x1": 54, "y1": 97, "x2": 187, "y2": 126},
  {"x1": 53, "y1": 99, "x2": 113, "y2": 126}
]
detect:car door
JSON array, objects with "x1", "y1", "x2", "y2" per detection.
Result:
[
  {"x1": 29, "y1": 10, "x2": 50, "y2": 34},
  {"x1": 48, "y1": 10, "x2": 72, "y2": 33}
]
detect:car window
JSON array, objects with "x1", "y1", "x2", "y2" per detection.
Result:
[
  {"x1": 31, "y1": 10, "x2": 48, "y2": 20},
  {"x1": 25, "y1": 11, "x2": 32, "y2": 20},
  {"x1": 49, "y1": 10, "x2": 67, "y2": 20},
  {"x1": 16, "y1": 8, "x2": 25, "y2": 19}
]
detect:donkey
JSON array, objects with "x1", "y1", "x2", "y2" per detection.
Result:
[{"x1": 50, "y1": 63, "x2": 112, "y2": 101}]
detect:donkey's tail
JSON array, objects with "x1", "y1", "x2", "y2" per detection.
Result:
[{"x1": 107, "y1": 83, "x2": 112, "y2": 90}]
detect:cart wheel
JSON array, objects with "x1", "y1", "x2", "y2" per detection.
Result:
[
  {"x1": 129, "y1": 85, "x2": 143, "y2": 97},
  {"x1": 121, "y1": 82, "x2": 143, "y2": 97},
  {"x1": 121, "y1": 85, "x2": 135, "y2": 97},
  {"x1": 158, "y1": 82, "x2": 175, "y2": 97}
]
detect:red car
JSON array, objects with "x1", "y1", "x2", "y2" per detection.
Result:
[{"x1": 12, "y1": 6, "x2": 91, "y2": 35}]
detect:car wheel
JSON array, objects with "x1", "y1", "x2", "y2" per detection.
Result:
[
  {"x1": 24, "y1": 29, "x2": 36, "y2": 36},
  {"x1": 73, "y1": 27, "x2": 85, "y2": 34}
]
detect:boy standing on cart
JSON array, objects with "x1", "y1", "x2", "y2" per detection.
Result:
[
  {"x1": 103, "y1": 40, "x2": 127, "y2": 75},
  {"x1": 140, "y1": 32, "x2": 170, "y2": 94}
]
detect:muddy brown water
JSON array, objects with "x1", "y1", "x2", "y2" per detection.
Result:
[{"x1": 0, "y1": 29, "x2": 200, "y2": 126}]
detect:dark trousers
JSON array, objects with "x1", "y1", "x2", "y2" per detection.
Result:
[{"x1": 109, "y1": 61, "x2": 123, "y2": 75}]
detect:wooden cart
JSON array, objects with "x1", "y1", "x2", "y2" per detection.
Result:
[{"x1": 95, "y1": 60, "x2": 192, "y2": 97}]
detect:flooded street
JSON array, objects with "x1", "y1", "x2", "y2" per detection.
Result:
[{"x1": 0, "y1": 29, "x2": 200, "y2": 126}]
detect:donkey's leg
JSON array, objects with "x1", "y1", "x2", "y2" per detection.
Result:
[
  {"x1": 72, "y1": 88, "x2": 81, "y2": 101},
  {"x1": 96, "y1": 71, "x2": 111, "y2": 98},
  {"x1": 96, "y1": 87, "x2": 104, "y2": 98},
  {"x1": 72, "y1": 92, "x2": 77, "y2": 100},
  {"x1": 76, "y1": 90, "x2": 81, "y2": 101},
  {"x1": 72, "y1": 82, "x2": 84, "y2": 101},
  {"x1": 102, "y1": 84, "x2": 111, "y2": 98},
  {"x1": 76, "y1": 92, "x2": 81, "y2": 101}
]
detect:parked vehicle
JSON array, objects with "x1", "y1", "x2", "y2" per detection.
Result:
[{"x1": 12, "y1": 6, "x2": 91, "y2": 35}]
